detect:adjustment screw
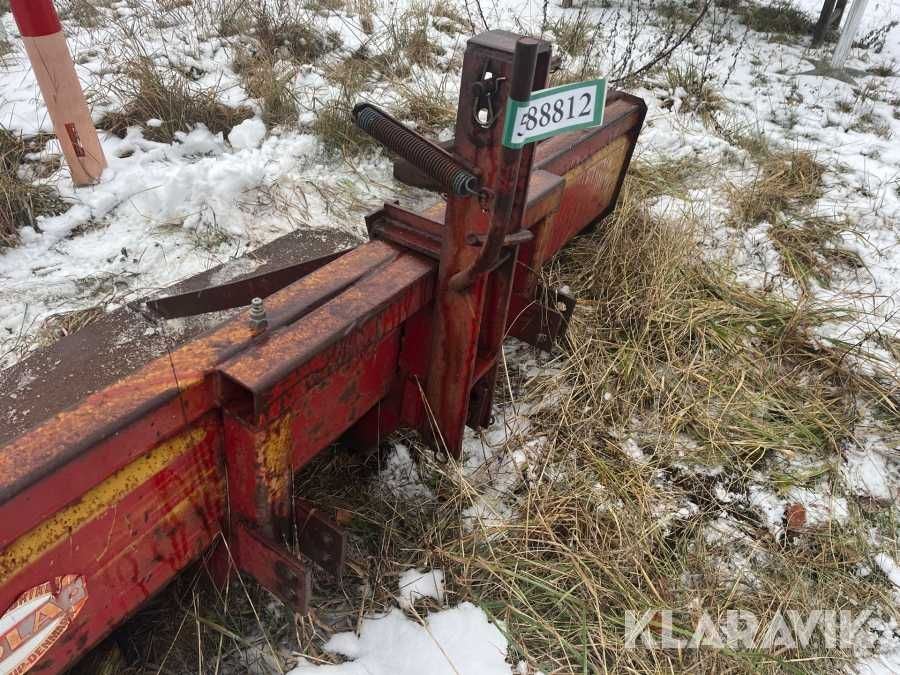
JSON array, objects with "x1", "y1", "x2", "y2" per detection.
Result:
[{"x1": 249, "y1": 297, "x2": 268, "y2": 334}]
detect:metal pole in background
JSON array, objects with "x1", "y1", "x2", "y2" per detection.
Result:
[
  {"x1": 9, "y1": 0, "x2": 107, "y2": 186},
  {"x1": 812, "y1": 0, "x2": 838, "y2": 46},
  {"x1": 830, "y1": 0, "x2": 868, "y2": 69}
]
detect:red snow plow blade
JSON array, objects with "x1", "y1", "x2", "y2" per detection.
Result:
[{"x1": 0, "y1": 30, "x2": 645, "y2": 674}]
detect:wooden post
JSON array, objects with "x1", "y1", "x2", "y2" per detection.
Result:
[{"x1": 10, "y1": 0, "x2": 106, "y2": 186}]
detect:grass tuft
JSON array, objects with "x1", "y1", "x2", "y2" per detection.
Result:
[
  {"x1": 728, "y1": 147, "x2": 825, "y2": 225},
  {"x1": 323, "y1": 52, "x2": 377, "y2": 92},
  {"x1": 312, "y1": 94, "x2": 376, "y2": 153},
  {"x1": 36, "y1": 305, "x2": 105, "y2": 346},
  {"x1": 867, "y1": 61, "x2": 896, "y2": 77},
  {"x1": 739, "y1": 1, "x2": 815, "y2": 36},
  {"x1": 770, "y1": 215, "x2": 863, "y2": 291},
  {"x1": 58, "y1": 0, "x2": 106, "y2": 28},
  {"x1": 548, "y1": 9, "x2": 594, "y2": 58},
  {"x1": 628, "y1": 153, "x2": 706, "y2": 200},
  {"x1": 849, "y1": 109, "x2": 892, "y2": 138},
  {"x1": 386, "y1": 4, "x2": 445, "y2": 70},
  {"x1": 395, "y1": 81, "x2": 456, "y2": 129},
  {"x1": 100, "y1": 56, "x2": 254, "y2": 143},
  {"x1": 233, "y1": 50, "x2": 298, "y2": 128},
  {"x1": 0, "y1": 37, "x2": 11, "y2": 64},
  {"x1": 665, "y1": 62, "x2": 723, "y2": 121},
  {"x1": 253, "y1": 1, "x2": 340, "y2": 63},
  {"x1": 0, "y1": 129, "x2": 66, "y2": 247}
]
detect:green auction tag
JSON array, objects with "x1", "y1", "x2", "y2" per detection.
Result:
[{"x1": 502, "y1": 78, "x2": 607, "y2": 148}]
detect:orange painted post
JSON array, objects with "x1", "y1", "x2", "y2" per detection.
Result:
[{"x1": 10, "y1": 0, "x2": 106, "y2": 186}]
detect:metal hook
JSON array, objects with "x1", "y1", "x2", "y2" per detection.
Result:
[{"x1": 471, "y1": 66, "x2": 506, "y2": 129}]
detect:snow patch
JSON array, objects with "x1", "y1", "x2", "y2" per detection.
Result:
[
  {"x1": 379, "y1": 443, "x2": 434, "y2": 500},
  {"x1": 287, "y1": 603, "x2": 510, "y2": 675},
  {"x1": 396, "y1": 568, "x2": 446, "y2": 610},
  {"x1": 874, "y1": 554, "x2": 900, "y2": 590},
  {"x1": 843, "y1": 436, "x2": 898, "y2": 502},
  {"x1": 228, "y1": 118, "x2": 267, "y2": 150}
]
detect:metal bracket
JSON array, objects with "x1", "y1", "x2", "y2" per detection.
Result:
[
  {"x1": 233, "y1": 522, "x2": 311, "y2": 614},
  {"x1": 365, "y1": 203, "x2": 444, "y2": 260},
  {"x1": 465, "y1": 230, "x2": 533, "y2": 248},
  {"x1": 508, "y1": 286, "x2": 576, "y2": 352},
  {"x1": 294, "y1": 498, "x2": 347, "y2": 579}
]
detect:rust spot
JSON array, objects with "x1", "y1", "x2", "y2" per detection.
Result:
[{"x1": 785, "y1": 503, "x2": 806, "y2": 532}]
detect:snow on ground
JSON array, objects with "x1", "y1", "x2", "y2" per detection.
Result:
[
  {"x1": 2, "y1": 0, "x2": 900, "y2": 671},
  {"x1": 396, "y1": 568, "x2": 446, "y2": 610},
  {"x1": 288, "y1": 574, "x2": 510, "y2": 675},
  {"x1": 0, "y1": 0, "x2": 898, "y2": 363},
  {"x1": 288, "y1": 603, "x2": 510, "y2": 675}
]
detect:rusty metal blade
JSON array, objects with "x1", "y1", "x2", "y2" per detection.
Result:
[{"x1": 143, "y1": 249, "x2": 351, "y2": 318}]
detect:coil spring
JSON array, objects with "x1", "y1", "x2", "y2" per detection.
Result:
[{"x1": 353, "y1": 104, "x2": 479, "y2": 196}]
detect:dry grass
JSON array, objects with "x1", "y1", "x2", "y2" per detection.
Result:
[
  {"x1": 233, "y1": 49, "x2": 299, "y2": 128},
  {"x1": 738, "y1": 1, "x2": 815, "y2": 36},
  {"x1": 278, "y1": 172, "x2": 898, "y2": 673},
  {"x1": 628, "y1": 153, "x2": 705, "y2": 200},
  {"x1": 664, "y1": 62, "x2": 724, "y2": 122},
  {"x1": 381, "y1": 3, "x2": 445, "y2": 72},
  {"x1": 867, "y1": 61, "x2": 896, "y2": 78},
  {"x1": 728, "y1": 147, "x2": 825, "y2": 225},
  {"x1": 770, "y1": 215, "x2": 864, "y2": 291},
  {"x1": 352, "y1": 0, "x2": 376, "y2": 33},
  {"x1": 0, "y1": 38, "x2": 13, "y2": 68},
  {"x1": 211, "y1": 0, "x2": 252, "y2": 37},
  {"x1": 304, "y1": 0, "x2": 347, "y2": 13},
  {"x1": 253, "y1": 1, "x2": 340, "y2": 64},
  {"x1": 0, "y1": 129, "x2": 66, "y2": 247},
  {"x1": 849, "y1": 109, "x2": 892, "y2": 139},
  {"x1": 422, "y1": 175, "x2": 893, "y2": 671},
  {"x1": 432, "y1": 3, "x2": 468, "y2": 35},
  {"x1": 323, "y1": 52, "x2": 378, "y2": 92},
  {"x1": 395, "y1": 79, "x2": 456, "y2": 129},
  {"x1": 35, "y1": 306, "x2": 105, "y2": 346},
  {"x1": 99, "y1": 56, "x2": 254, "y2": 143},
  {"x1": 312, "y1": 52, "x2": 381, "y2": 152},
  {"x1": 548, "y1": 8, "x2": 595, "y2": 58},
  {"x1": 312, "y1": 93, "x2": 376, "y2": 153},
  {"x1": 58, "y1": 0, "x2": 107, "y2": 28}
]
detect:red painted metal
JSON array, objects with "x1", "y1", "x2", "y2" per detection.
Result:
[
  {"x1": 232, "y1": 523, "x2": 311, "y2": 614},
  {"x1": 0, "y1": 29, "x2": 646, "y2": 675},
  {"x1": 9, "y1": 0, "x2": 62, "y2": 37},
  {"x1": 425, "y1": 32, "x2": 551, "y2": 456}
]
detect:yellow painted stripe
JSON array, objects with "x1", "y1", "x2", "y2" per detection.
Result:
[{"x1": 0, "y1": 427, "x2": 206, "y2": 581}]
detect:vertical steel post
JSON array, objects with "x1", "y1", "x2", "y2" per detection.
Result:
[
  {"x1": 425, "y1": 32, "x2": 549, "y2": 457},
  {"x1": 830, "y1": 0, "x2": 868, "y2": 69},
  {"x1": 10, "y1": 0, "x2": 106, "y2": 186}
]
